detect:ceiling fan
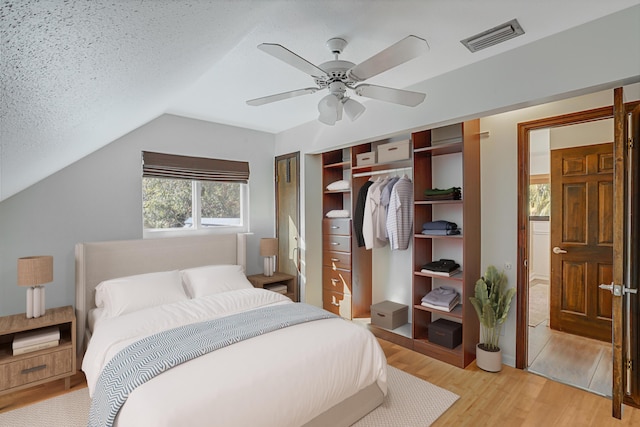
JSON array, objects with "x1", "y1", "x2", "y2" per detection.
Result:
[{"x1": 246, "y1": 36, "x2": 430, "y2": 125}]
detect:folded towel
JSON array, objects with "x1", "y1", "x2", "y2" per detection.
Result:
[
  {"x1": 424, "y1": 193, "x2": 461, "y2": 201},
  {"x1": 325, "y1": 209, "x2": 350, "y2": 218},
  {"x1": 421, "y1": 294, "x2": 460, "y2": 312},
  {"x1": 424, "y1": 187, "x2": 461, "y2": 196},
  {"x1": 421, "y1": 287, "x2": 459, "y2": 308},
  {"x1": 421, "y1": 229, "x2": 461, "y2": 236},
  {"x1": 421, "y1": 268, "x2": 461, "y2": 277},
  {"x1": 422, "y1": 220, "x2": 458, "y2": 231},
  {"x1": 326, "y1": 180, "x2": 350, "y2": 191},
  {"x1": 421, "y1": 259, "x2": 460, "y2": 273}
]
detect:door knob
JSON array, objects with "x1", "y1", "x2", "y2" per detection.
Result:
[
  {"x1": 600, "y1": 282, "x2": 638, "y2": 296},
  {"x1": 599, "y1": 283, "x2": 614, "y2": 293},
  {"x1": 552, "y1": 246, "x2": 567, "y2": 254}
]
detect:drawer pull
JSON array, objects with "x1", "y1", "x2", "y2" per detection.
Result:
[
  {"x1": 331, "y1": 278, "x2": 339, "y2": 284},
  {"x1": 388, "y1": 147, "x2": 398, "y2": 151},
  {"x1": 377, "y1": 313, "x2": 387, "y2": 317},
  {"x1": 21, "y1": 364, "x2": 47, "y2": 375},
  {"x1": 331, "y1": 242, "x2": 340, "y2": 246},
  {"x1": 330, "y1": 258, "x2": 340, "y2": 262},
  {"x1": 331, "y1": 225, "x2": 340, "y2": 229}
]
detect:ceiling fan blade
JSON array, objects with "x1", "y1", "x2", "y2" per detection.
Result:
[
  {"x1": 246, "y1": 88, "x2": 318, "y2": 106},
  {"x1": 258, "y1": 43, "x2": 328, "y2": 78},
  {"x1": 353, "y1": 84, "x2": 426, "y2": 107},
  {"x1": 347, "y1": 35, "x2": 429, "y2": 82}
]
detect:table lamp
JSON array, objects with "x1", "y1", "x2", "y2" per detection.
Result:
[
  {"x1": 259, "y1": 238, "x2": 278, "y2": 277},
  {"x1": 18, "y1": 255, "x2": 53, "y2": 318}
]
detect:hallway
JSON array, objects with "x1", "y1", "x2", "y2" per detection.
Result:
[{"x1": 527, "y1": 282, "x2": 612, "y2": 397}]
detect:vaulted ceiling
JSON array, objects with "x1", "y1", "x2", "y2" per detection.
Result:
[{"x1": 1, "y1": 0, "x2": 638, "y2": 201}]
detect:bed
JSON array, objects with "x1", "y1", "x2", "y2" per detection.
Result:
[{"x1": 75, "y1": 234, "x2": 387, "y2": 427}]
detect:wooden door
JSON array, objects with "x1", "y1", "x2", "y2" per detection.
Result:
[
  {"x1": 275, "y1": 153, "x2": 300, "y2": 301},
  {"x1": 624, "y1": 102, "x2": 640, "y2": 408},
  {"x1": 613, "y1": 94, "x2": 640, "y2": 416},
  {"x1": 549, "y1": 142, "x2": 614, "y2": 342}
]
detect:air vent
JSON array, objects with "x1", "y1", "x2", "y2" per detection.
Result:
[{"x1": 461, "y1": 19, "x2": 524, "y2": 52}]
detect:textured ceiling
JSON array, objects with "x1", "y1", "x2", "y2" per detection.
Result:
[{"x1": 1, "y1": 0, "x2": 638, "y2": 201}]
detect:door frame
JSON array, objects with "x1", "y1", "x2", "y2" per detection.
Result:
[
  {"x1": 516, "y1": 105, "x2": 630, "y2": 368},
  {"x1": 274, "y1": 152, "x2": 301, "y2": 295}
]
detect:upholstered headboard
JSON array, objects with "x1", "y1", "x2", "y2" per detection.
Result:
[{"x1": 75, "y1": 233, "x2": 247, "y2": 356}]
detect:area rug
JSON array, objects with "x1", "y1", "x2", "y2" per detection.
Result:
[
  {"x1": 0, "y1": 366, "x2": 458, "y2": 427},
  {"x1": 354, "y1": 366, "x2": 459, "y2": 426},
  {"x1": 528, "y1": 283, "x2": 549, "y2": 327},
  {"x1": 0, "y1": 387, "x2": 89, "y2": 427}
]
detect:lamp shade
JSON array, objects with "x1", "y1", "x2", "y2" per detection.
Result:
[
  {"x1": 318, "y1": 94, "x2": 340, "y2": 125},
  {"x1": 17, "y1": 256, "x2": 53, "y2": 287},
  {"x1": 259, "y1": 238, "x2": 278, "y2": 257},
  {"x1": 343, "y1": 98, "x2": 366, "y2": 121}
]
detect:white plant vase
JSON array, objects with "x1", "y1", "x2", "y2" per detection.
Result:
[{"x1": 476, "y1": 343, "x2": 503, "y2": 372}]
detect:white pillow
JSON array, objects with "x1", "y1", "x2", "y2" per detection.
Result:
[
  {"x1": 95, "y1": 270, "x2": 188, "y2": 317},
  {"x1": 180, "y1": 264, "x2": 253, "y2": 298}
]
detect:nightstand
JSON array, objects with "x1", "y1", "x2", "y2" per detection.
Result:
[
  {"x1": 247, "y1": 272, "x2": 298, "y2": 302},
  {"x1": 0, "y1": 305, "x2": 76, "y2": 395}
]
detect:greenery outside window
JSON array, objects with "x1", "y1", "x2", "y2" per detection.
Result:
[
  {"x1": 529, "y1": 174, "x2": 550, "y2": 221},
  {"x1": 142, "y1": 151, "x2": 249, "y2": 236}
]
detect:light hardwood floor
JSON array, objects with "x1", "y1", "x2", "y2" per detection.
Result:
[{"x1": 2, "y1": 340, "x2": 640, "y2": 426}]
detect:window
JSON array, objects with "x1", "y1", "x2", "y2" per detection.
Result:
[
  {"x1": 529, "y1": 174, "x2": 550, "y2": 220},
  {"x1": 142, "y1": 151, "x2": 249, "y2": 235}
]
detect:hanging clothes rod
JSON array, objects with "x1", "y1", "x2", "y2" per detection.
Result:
[{"x1": 352, "y1": 166, "x2": 412, "y2": 178}]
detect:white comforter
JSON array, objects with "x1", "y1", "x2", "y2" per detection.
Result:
[{"x1": 83, "y1": 288, "x2": 387, "y2": 427}]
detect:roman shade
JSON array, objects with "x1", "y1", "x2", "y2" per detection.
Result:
[{"x1": 142, "y1": 151, "x2": 250, "y2": 184}]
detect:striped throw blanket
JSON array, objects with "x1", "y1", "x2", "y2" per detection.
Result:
[{"x1": 88, "y1": 303, "x2": 337, "y2": 427}]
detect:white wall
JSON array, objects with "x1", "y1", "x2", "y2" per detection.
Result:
[
  {"x1": 550, "y1": 118, "x2": 614, "y2": 149},
  {"x1": 0, "y1": 114, "x2": 275, "y2": 317},
  {"x1": 530, "y1": 129, "x2": 550, "y2": 175},
  {"x1": 276, "y1": 6, "x2": 640, "y2": 366},
  {"x1": 529, "y1": 221, "x2": 550, "y2": 283}
]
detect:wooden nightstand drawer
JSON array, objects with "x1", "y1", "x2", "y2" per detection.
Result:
[
  {"x1": 1, "y1": 348, "x2": 72, "y2": 392},
  {"x1": 0, "y1": 305, "x2": 76, "y2": 395}
]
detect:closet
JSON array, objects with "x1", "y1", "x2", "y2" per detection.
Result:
[
  {"x1": 321, "y1": 148, "x2": 372, "y2": 319},
  {"x1": 410, "y1": 120, "x2": 480, "y2": 368},
  {"x1": 320, "y1": 119, "x2": 480, "y2": 369}
]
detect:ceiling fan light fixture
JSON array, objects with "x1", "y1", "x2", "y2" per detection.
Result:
[
  {"x1": 249, "y1": 35, "x2": 430, "y2": 122},
  {"x1": 318, "y1": 94, "x2": 340, "y2": 125},
  {"x1": 343, "y1": 98, "x2": 365, "y2": 121}
]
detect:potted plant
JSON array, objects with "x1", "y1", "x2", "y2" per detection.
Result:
[{"x1": 469, "y1": 265, "x2": 516, "y2": 372}]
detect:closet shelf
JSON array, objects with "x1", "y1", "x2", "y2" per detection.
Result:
[
  {"x1": 323, "y1": 161, "x2": 351, "y2": 169},
  {"x1": 414, "y1": 234, "x2": 463, "y2": 240},
  {"x1": 324, "y1": 189, "x2": 351, "y2": 194},
  {"x1": 414, "y1": 303, "x2": 463, "y2": 319},
  {"x1": 351, "y1": 158, "x2": 412, "y2": 174},
  {"x1": 415, "y1": 199, "x2": 463, "y2": 205},
  {"x1": 413, "y1": 141, "x2": 463, "y2": 156},
  {"x1": 414, "y1": 271, "x2": 464, "y2": 281}
]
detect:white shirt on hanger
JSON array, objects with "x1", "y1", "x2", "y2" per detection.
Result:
[{"x1": 386, "y1": 175, "x2": 413, "y2": 250}]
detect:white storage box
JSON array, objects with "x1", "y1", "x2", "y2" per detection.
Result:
[
  {"x1": 377, "y1": 140, "x2": 410, "y2": 163},
  {"x1": 356, "y1": 152, "x2": 376, "y2": 166}
]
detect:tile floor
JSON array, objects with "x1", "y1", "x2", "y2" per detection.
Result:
[{"x1": 527, "y1": 306, "x2": 612, "y2": 397}]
